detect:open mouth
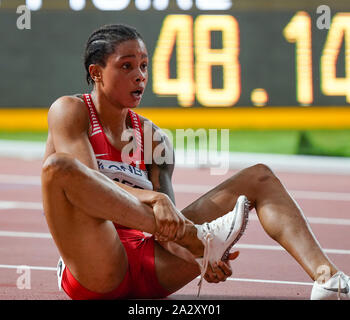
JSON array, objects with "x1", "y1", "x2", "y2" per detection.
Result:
[{"x1": 131, "y1": 89, "x2": 143, "y2": 99}]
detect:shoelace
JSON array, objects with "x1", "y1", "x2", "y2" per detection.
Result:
[
  {"x1": 336, "y1": 272, "x2": 349, "y2": 300},
  {"x1": 196, "y1": 214, "x2": 233, "y2": 297},
  {"x1": 197, "y1": 232, "x2": 213, "y2": 297}
]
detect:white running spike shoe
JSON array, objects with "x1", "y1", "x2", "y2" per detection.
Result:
[
  {"x1": 194, "y1": 195, "x2": 250, "y2": 297},
  {"x1": 311, "y1": 271, "x2": 350, "y2": 300},
  {"x1": 57, "y1": 257, "x2": 66, "y2": 291}
]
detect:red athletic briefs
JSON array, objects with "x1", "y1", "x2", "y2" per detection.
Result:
[{"x1": 60, "y1": 226, "x2": 171, "y2": 300}]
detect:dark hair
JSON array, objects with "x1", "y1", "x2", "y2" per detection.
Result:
[{"x1": 84, "y1": 24, "x2": 144, "y2": 85}]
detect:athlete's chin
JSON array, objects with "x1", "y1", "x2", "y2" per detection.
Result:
[{"x1": 128, "y1": 99, "x2": 142, "y2": 108}]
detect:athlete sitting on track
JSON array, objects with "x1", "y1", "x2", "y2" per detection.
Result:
[{"x1": 41, "y1": 24, "x2": 349, "y2": 300}]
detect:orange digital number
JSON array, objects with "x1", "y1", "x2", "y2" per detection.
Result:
[
  {"x1": 321, "y1": 13, "x2": 350, "y2": 103},
  {"x1": 153, "y1": 14, "x2": 241, "y2": 107},
  {"x1": 283, "y1": 11, "x2": 313, "y2": 105}
]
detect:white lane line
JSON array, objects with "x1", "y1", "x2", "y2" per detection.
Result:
[
  {"x1": 291, "y1": 190, "x2": 350, "y2": 201},
  {"x1": 248, "y1": 214, "x2": 350, "y2": 226},
  {"x1": 0, "y1": 230, "x2": 349, "y2": 255},
  {"x1": 0, "y1": 174, "x2": 41, "y2": 185},
  {"x1": 304, "y1": 217, "x2": 350, "y2": 226},
  {"x1": 0, "y1": 201, "x2": 43, "y2": 210},
  {"x1": 234, "y1": 244, "x2": 350, "y2": 255},
  {"x1": 226, "y1": 277, "x2": 313, "y2": 286},
  {"x1": 197, "y1": 276, "x2": 313, "y2": 286},
  {"x1": 0, "y1": 231, "x2": 51, "y2": 238},
  {"x1": 0, "y1": 263, "x2": 313, "y2": 287},
  {"x1": 0, "y1": 264, "x2": 56, "y2": 271},
  {"x1": 1, "y1": 201, "x2": 350, "y2": 227}
]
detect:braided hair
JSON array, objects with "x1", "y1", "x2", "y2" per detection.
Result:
[{"x1": 84, "y1": 24, "x2": 144, "y2": 85}]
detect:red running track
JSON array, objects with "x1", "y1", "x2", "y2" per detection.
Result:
[{"x1": 0, "y1": 157, "x2": 349, "y2": 300}]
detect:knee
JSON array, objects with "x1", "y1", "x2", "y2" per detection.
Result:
[
  {"x1": 41, "y1": 153, "x2": 78, "y2": 184},
  {"x1": 250, "y1": 163, "x2": 275, "y2": 180},
  {"x1": 245, "y1": 163, "x2": 279, "y2": 188}
]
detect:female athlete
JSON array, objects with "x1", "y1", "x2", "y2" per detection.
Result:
[{"x1": 41, "y1": 24, "x2": 349, "y2": 300}]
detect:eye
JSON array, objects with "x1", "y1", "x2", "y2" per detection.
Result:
[
  {"x1": 141, "y1": 62, "x2": 148, "y2": 70},
  {"x1": 122, "y1": 62, "x2": 131, "y2": 69}
]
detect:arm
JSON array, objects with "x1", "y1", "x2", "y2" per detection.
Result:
[
  {"x1": 48, "y1": 100, "x2": 184, "y2": 240},
  {"x1": 47, "y1": 96, "x2": 98, "y2": 170}
]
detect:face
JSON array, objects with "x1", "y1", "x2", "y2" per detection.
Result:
[{"x1": 91, "y1": 38, "x2": 148, "y2": 108}]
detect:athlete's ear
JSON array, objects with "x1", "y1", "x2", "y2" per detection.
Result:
[{"x1": 89, "y1": 64, "x2": 102, "y2": 83}]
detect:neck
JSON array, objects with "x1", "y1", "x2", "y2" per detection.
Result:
[{"x1": 90, "y1": 88, "x2": 129, "y2": 132}]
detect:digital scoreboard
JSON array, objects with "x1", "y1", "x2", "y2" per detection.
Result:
[{"x1": 1, "y1": 0, "x2": 350, "y2": 109}]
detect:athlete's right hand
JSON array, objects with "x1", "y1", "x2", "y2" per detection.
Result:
[{"x1": 150, "y1": 193, "x2": 188, "y2": 242}]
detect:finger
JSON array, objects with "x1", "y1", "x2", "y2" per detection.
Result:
[
  {"x1": 158, "y1": 236, "x2": 168, "y2": 242},
  {"x1": 161, "y1": 220, "x2": 170, "y2": 239},
  {"x1": 175, "y1": 218, "x2": 186, "y2": 241},
  {"x1": 204, "y1": 270, "x2": 220, "y2": 283},
  {"x1": 217, "y1": 260, "x2": 232, "y2": 277},
  {"x1": 161, "y1": 219, "x2": 177, "y2": 242},
  {"x1": 205, "y1": 263, "x2": 223, "y2": 283},
  {"x1": 156, "y1": 220, "x2": 164, "y2": 236},
  {"x1": 227, "y1": 251, "x2": 240, "y2": 261},
  {"x1": 204, "y1": 273, "x2": 218, "y2": 283},
  {"x1": 168, "y1": 218, "x2": 179, "y2": 241},
  {"x1": 156, "y1": 221, "x2": 168, "y2": 241},
  {"x1": 211, "y1": 262, "x2": 227, "y2": 281},
  {"x1": 204, "y1": 264, "x2": 220, "y2": 283},
  {"x1": 157, "y1": 231, "x2": 169, "y2": 242}
]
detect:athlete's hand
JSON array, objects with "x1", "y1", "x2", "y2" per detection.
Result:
[
  {"x1": 150, "y1": 193, "x2": 187, "y2": 242},
  {"x1": 204, "y1": 251, "x2": 240, "y2": 283}
]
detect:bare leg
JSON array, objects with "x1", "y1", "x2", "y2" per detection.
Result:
[
  {"x1": 178, "y1": 164, "x2": 338, "y2": 282},
  {"x1": 43, "y1": 154, "x2": 336, "y2": 295},
  {"x1": 42, "y1": 153, "x2": 202, "y2": 293}
]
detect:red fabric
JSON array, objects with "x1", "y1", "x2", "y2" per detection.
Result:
[
  {"x1": 61, "y1": 228, "x2": 171, "y2": 300},
  {"x1": 82, "y1": 94, "x2": 145, "y2": 170}
]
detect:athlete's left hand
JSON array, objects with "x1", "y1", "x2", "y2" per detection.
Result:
[{"x1": 204, "y1": 251, "x2": 240, "y2": 283}]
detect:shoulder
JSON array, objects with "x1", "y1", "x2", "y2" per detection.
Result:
[
  {"x1": 137, "y1": 113, "x2": 173, "y2": 149},
  {"x1": 138, "y1": 112, "x2": 175, "y2": 169},
  {"x1": 136, "y1": 113, "x2": 175, "y2": 199},
  {"x1": 49, "y1": 95, "x2": 86, "y2": 116},
  {"x1": 137, "y1": 113, "x2": 155, "y2": 131},
  {"x1": 48, "y1": 95, "x2": 89, "y2": 130}
]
